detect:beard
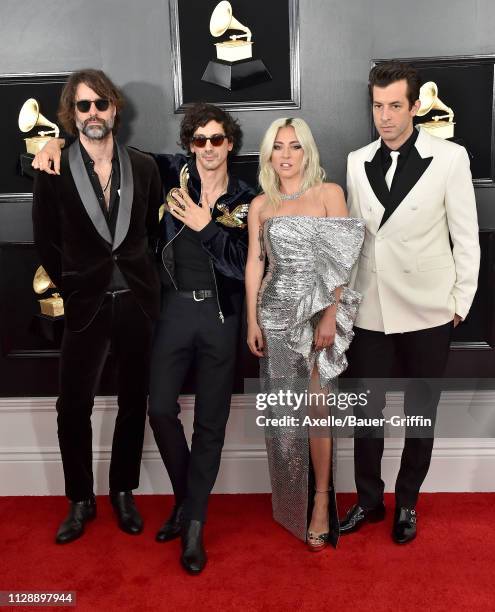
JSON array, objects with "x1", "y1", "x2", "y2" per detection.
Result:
[{"x1": 76, "y1": 115, "x2": 114, "y2": 140}]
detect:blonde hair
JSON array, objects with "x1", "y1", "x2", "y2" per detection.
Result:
[{"x1": 258, "y1": 117, "x2": 326, "y2": 209}]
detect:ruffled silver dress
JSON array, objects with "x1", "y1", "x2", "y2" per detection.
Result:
[{"x1": 257, "y1": 215, "x2": 365, "y2": 543}]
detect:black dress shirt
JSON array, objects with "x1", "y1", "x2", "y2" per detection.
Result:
[
  {"x1": 80, "y1": 142, "x2": 128, "y2": 290},
  {"x1": 380, "y1": 128, "x2": 419, "y2": 188}
]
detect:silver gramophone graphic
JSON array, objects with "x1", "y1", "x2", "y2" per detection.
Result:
[
  {"x1": 417, "y1": 81, "x2": 455, "y2": 140},
  {"x1": 201, "y1": 1, "x2": 271, "y2": 90},
  {"x1": 18, "y1": 98, "x2": 60, "y2": 154}
]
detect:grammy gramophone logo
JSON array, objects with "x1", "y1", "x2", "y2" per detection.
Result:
[
  {"x1": 18, "y1": 98, "x2": 60, "y2": 154},
  {"x1": 417, "y1": 81, "x2": 455, "y2": 140},
  {"x1": 18, "y1": 98, "x2": 63, "y2": 316},
  {"x1": 201, "y1": 1, "x2": 272, "y2": 90}
]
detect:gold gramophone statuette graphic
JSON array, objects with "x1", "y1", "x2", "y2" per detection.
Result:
[
  {"x1": 211, "y1": 0, "x2": 253, "y2": 62},
  {"x1": 19, "y1": 98, "x2": 60, "y2": 154},
  {"x1": 33, "y1": 266, "x2": 64, "y2": 317},
  {"x1": 417, "y1": 81, "x2": 455, "y2": 140},
  {"x1": 201, "y1": 1, "x2": 271, "y2": 90},
  {"x1": 159, "y1": 164, "x2": 191, "y2": 222}
]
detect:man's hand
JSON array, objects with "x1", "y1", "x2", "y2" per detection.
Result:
[
  {"x1": 31, "y1": 138, "x2": 65, "y2": 175},
  {"x1": 454, "y1": 314, "x2": 463, "y2": 328},
  {"x1": 168, "y1": 188, "x2": 212, "y2": 232}
]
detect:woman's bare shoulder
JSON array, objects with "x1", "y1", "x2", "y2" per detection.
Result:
[
  {"x1": 321, "y1": 181, "x2": 344, "y2": 197},
  {"x1": 320, "y1": 182, "x2": 348, "y2": 217},
  {"x1": 250, "y1": 193, "x2": 267, "y2": 209}
]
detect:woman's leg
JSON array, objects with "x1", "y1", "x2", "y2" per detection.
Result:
[{"x1": 308, "y1": 366, "x2": 331, "y2": 536}]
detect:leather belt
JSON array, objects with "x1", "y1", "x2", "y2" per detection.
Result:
[{"x1": 177, "y1": 290, "x2": 215, "y2": 301}]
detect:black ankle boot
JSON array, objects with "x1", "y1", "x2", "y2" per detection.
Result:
[
  {"x1": 180, "y1": 520, "x2": 207, "y2": 575},
  {"x1": 109, "y1": 491, "x2": 143, "y2": 535},
  {"x1": 156, "y1": 503, "x2": 184, "y2": 542},
  {"x1": 55, "y1": 497, "x2": 96, "y2": 544}
]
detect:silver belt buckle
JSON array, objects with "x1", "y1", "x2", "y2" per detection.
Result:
[{"x1": 193, "y1": 290, "x2": 205, "y2": 302}]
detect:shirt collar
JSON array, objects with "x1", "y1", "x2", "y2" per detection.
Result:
[
  {"x1": 381, "y1": 126, "x2": 418, "y2": 158},
  {"x1": 79, "y1": 139, "x2": 119, "y2": 166}
]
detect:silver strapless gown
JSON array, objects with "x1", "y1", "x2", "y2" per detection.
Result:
[{"x1": 257, "y1": 216, "x2": 364, "y2": 542}]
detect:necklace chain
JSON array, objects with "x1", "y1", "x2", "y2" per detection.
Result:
[
  {"x1": 200, "y1": 176, "x2": 228, "y2": 209},
  {"x1": 278, "y1": 187, "x2": 307, "y2": 201},
  {"x1": 102, "y1": 167, "x2": 113, "y2": 193}
]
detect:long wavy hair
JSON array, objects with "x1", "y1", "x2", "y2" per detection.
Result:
[{"x1": 258, "y1": 117, "x2": 326, "y2": 209}]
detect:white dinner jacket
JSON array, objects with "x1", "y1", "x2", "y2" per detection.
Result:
[{"x1": 347, "y1": 128, "x2": 480, "y2": 334}]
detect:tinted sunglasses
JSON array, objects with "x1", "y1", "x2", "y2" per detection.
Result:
[
  {"x1": 191, "y1": 134, "x2": 227, "y2": 147},
  {"x1": 75, "y1": 98, "x2": 110, "y2": 113}
]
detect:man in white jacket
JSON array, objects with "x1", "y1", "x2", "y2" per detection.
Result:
[{"x1": 340, "y1": 61, "x2": 480, "y2": 543}]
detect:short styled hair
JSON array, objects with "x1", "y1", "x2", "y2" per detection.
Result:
[
  {"x1": 179, "y1": 102, "x2": 243, "y2": 156},
  {"x1": 58, "y1": 68, "x2": 125, "y2": 136},
  {"x1": 368, "y1": 61, "x2": 421, "y2": 108}
]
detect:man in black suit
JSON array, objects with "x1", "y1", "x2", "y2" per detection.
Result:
[{"x1": 32, "y1": 69, "x2": 161, "y2": 544}]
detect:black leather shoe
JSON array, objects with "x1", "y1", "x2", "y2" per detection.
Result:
[
  {"x1": 180, "y1": 520, "x2": 207, "y2": 575},
  {"x1": 392, "y1": 507, "x2": 417, "y2": 544},
  {"x1": 109, "y1": 491, "x2": 143, "y2": 535},
  {"x1": 55, "y1": 497, "x2": 96, "y2": 544},
  {"x1": 156, "y1": 503, "x2": 184, "y2": 542},
  {"x1": 339, "y1": 502, "x2": 386, "y2": 534}
]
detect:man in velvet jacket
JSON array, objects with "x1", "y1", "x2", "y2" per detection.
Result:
[
  {"x1": 147, "y1": 104, "x2": 256, "y2": 575},
  {"x1": 32, "y1": 69, "x2": 161, "y2": 544}
]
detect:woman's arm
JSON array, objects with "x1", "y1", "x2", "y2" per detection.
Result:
[
  {"x1": 314, "y1": 183, "x2": 349, "y2": 350},
  {"x1": 245, "y1": 195, "x2": 267, "y2": 357}
]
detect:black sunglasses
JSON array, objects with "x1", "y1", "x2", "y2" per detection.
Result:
[
  {"x1": 191, "y1": 134, "x2": 227, "y2": 148},
  {"x1": 75, "y1": 99, "x2": 110, "y2": 113}
]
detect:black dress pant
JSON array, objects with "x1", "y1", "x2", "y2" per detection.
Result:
[
  {"x1": 148, "y1": 291, "x2": 240, "y2": 522},
  {"x1": 346, "y1": 321, "x2": 453, "y2": 509},
  {"x1": 57, "y1": 291, "x2": 153, "y2": 501}
]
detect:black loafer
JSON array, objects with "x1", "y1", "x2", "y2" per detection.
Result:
[
  {"x1": 180, "y1": 520, "x2": 207, "y2": 575},
  {"x1": 339, "y1": 502, "x2": 386, "y2": 534},
  {"x1": 55, "y1": 497, "x2": 96, "y2": 544},
  {"x1": 156, "y1": 503, "x2": 184, "y2": 542},
  {"x1": 392, "y1": 507, "x2": 417, "y2": 544},
  {"x1": 109, "y1": 491, "x2": 143, "y2": 535}
]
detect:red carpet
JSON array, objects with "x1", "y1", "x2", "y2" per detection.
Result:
[{"x1": 0, "y1": 493, "x2": 494, "y2": 611}]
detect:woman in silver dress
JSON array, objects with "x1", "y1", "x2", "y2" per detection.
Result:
[{"x1": 245, "y1": 118, "x2": 364, "y2": 551}]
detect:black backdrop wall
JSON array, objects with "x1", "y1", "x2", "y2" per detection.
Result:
[{"x1": 1, "y1": 0, "x2": 495, "y2": 395}]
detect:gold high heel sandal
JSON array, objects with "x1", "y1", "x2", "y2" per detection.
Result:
[{"x1": 307, "y1": 489, "x2": 331, "y2": 552}]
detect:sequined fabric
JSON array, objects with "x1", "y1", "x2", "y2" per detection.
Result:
[{"x1": 257, "y1": 216, "x2": 364, "y2": 541}]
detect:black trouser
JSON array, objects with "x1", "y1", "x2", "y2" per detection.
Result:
[
  {"x1": 57, "y1": 291, "x2": 153, "y2": 502},
  {"x1": 148, "y1": 291, "x2": 240, "y2": 522},
  {"x1": 346, "y1": 321, "x2": 453, "y2": 509}
]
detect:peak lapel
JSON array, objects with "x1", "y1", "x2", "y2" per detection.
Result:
[
  {"x1": 379, "y1": 130, "x2": 433, "y2": 230},
  {"x1": 364, "y1": 147, "x2": 391, "y2": 213},
  {"x1": 112, "y1": 142, "x2": 134, "y2": 252},
  {"x1": 68, "y1": 141, "x2": 113, "y2": 245}
]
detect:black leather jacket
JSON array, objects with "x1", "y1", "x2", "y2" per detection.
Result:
[{"x1": 153, "y1": 154, "x2": 257, "y2": 320}]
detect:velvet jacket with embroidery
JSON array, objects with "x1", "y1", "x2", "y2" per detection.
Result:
[{"x1": 152, "y1": 153, "x2": 257, "y2": 317}]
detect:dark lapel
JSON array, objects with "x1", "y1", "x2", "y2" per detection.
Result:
[
  {"x1": 113, "y1": 142, "x2": 134, "y2": 251},
  {"x1": 365, "y1": 148, "x2": 391, "y2": 213},
  {"x1": 68, "y1": 141, "x2": 112, "y2": 245},
  {"x1": 379, "y1": 145, "x2": 433, "y2": 228}
]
